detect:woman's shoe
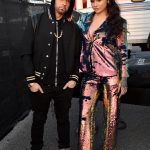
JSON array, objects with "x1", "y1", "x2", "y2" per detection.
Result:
[{"x1": 117, "y1": 120, "x2": 127, "y2": 130}]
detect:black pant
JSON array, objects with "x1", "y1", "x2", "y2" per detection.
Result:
[{"x1": 30, "y1": 85, "x2": 73, "y2": 150}]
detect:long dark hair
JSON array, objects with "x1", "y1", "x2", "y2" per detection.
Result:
[
  {"x1": 106, "y1": 0, "x2": 126, "y2": 37},
  {"x1": 64, "y1": 0, "x2": 75, "y2": 18}
]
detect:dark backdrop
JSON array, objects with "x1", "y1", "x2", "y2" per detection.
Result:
[{"x1": 0, "y1": 0, "x2": 45, "y2": 140}]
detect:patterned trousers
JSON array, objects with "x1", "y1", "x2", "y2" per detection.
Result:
[{"x1": 80, "y1": 75, "x2": 119, "y2": 150}]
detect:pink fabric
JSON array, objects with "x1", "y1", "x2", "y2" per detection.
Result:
[
  {"x1": 80, "y1": 32, "x2": 128, "y2": 78},
  {"x1": 80, "y1": 76, "x2": 119, "y2": 150},
  {"x1": 91, "y1": 38, "x2": 117, "y2": 76}
]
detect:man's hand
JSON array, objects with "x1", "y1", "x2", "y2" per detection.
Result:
[
  {"x1": 28, "y1": 82, "x2": 44, "y2": 93},
  {"x1": 63, "y1": 80, "x2": 77, "y2": 90}
]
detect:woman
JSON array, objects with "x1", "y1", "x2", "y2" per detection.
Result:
[{"x1": 77, "y1": 0, "x2": 128, "y2": 149}]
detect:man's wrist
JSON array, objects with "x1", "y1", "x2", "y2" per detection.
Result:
[{"x1": 69, "y1": 74, "x2": 79, "y2": 83}]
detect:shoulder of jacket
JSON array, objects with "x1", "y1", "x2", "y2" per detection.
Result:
[
  {"x1": 70, "y1": 21, "x2": 80, "y2": 31},
  {"x1": 31, "y1": 12, "x2": 45, "y2": 30}
]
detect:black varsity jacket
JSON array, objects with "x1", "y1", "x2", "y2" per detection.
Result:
[{"x1": 21, "y1": 9, "x2": 82, "y2": 84}]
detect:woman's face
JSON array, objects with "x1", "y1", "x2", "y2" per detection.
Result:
[{"x1": 90, "y1": 0, "x2": 108, "y2": 14}]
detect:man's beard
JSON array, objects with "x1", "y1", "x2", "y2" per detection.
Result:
[{"x1": 57, "y1": 7, "x2": 68, "y2": 15}]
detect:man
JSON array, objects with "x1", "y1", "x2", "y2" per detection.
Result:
[{"x1": 21, "y1": 0, "x2": 81, "y2": 149}]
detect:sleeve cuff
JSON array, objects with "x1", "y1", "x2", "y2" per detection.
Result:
[
  {"x1": 26, "y1": 75, "x2": 36, "y2": 84},
  {"x1": 69, "y1": 75, "x2": 79, "y2": 82}
]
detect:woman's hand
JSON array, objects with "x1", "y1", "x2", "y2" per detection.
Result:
[
  {"x1": 118, "y1": 77, "x2": 128, "y2": 98},
  {"x1": 67, "y1": 15, "x2": 73, "y2": 22},
  {"x1": 28, "y1": 82, "x2": 44, "y2": 93},
  {"x1": 63, "y1": 80, "x2": 77, "y2": 90},
  {"x1": 85, "y1": 31, "x2": 94, "y2": 41},
  {"x1": 119, "y1": 86, "x2": 127, "y2": 98}
]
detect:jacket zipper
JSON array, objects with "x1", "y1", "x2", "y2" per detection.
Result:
[{"x1": 55, "y1": 21, "x2": 58, "y2": 87}]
